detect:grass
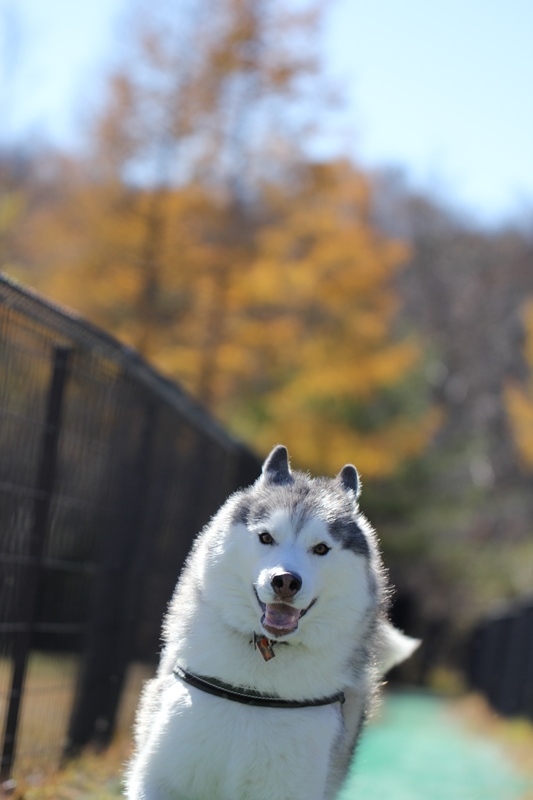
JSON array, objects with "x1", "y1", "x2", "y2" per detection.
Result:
[
  {"x1": 0, "y1": 654, "x2": 79, "y2": 778},
  {"x1": 10, "y1": 739, "x2": 130, "y2": 800},
  {"x1": 342, "y1": 691, "x2": 533, "y2": 800},
  {"x1": 4, "y1": 691, "x2": 533, "y2": 799},
  {"x1": 0, "y1": 656, "x2": 153, "y2": 799},
  {"x1": 2, "y1": 652, "x2": 532, "y2": 799},
  {"x1": 454, "y1": 694, "x2": 533, "y2": 798}
]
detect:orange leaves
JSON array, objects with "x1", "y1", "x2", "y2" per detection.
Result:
[
  {"x1": 251, "y1": 405, "x2": 441, "y2": 479},
  {"x1": 506, "y1": 382, "x2": 533, "y2": 468},
  {"x1": 505, "y1": 302, "x2": 533, "y2": 469},
  {"x1": 208, "y1": 161, "x2": 437, "y2": 476},
  {"x1": 27, "y1": 156, "x2": 436, "y2": 480},
  {"x1": 11, "y1": 0, "x2": 439, "y2": 481}
]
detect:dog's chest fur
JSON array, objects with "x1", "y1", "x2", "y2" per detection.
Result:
[{"x1": 148, "y1": 677, "x2": 343, "y2": 800}]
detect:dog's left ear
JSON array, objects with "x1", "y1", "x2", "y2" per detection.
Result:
[
  {"x1": 261, "y1": 444, "x2": 293, "y2": 485},
  {"x1": 337, "y1": 464, "x2": 360, "y2": 500}
]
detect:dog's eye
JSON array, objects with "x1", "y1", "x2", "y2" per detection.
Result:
[
  {"x1": 312, "y1": 542, "x2": 330, "y2": 556},
  {"x1": 258, "y1": 532, "x2": 275, "y2": 545}
]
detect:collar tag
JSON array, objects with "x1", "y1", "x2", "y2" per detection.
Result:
[{"x1": 253, "y1": 633, "x2": 276, "y2": 661}]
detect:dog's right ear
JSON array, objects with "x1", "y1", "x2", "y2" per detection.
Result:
[{"x1": 261, "y1": 445, "x2": 292, "y2": 485}]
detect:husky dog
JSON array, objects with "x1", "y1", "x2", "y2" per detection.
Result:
[{"x1": 126, "y1": 445, "x2": 418, "y2": 800}]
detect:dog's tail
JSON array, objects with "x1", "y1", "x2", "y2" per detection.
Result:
[{"x1": 377, "y1": 620, "x2": 420, "y2": 677}]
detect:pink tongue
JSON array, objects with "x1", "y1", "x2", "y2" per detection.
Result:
[{"x1": 264, "y1": 603, "x2": 301, "y2": 631}]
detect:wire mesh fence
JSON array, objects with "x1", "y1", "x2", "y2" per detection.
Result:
[{"x1": 0, "y1": 274, "x2": 261, "y2": 781}]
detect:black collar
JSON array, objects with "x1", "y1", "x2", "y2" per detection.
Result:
[{"x1": 173, "y1": 664, "x2": 345, "y2": 709}]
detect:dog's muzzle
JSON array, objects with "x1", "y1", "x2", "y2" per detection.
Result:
[{"x1": 254, "y1": 586, "x2": 316, "y2": 639}]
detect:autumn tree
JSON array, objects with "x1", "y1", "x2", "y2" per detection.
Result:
[
  {"x1": 213, "y1": 160, "x2": 438, "y2": 475},
  {"x1": 30, "y1": 0, "x2": 328, "y2": 382},
  {"x1": 506, "y1": 301, "x2": 533, "y2": 468},
  {"x1": 17, "y1": 0, "x2": 437, "y2": 479}
]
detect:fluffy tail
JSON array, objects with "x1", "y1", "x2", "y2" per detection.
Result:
[{"x1": 377, "y1": 620, "x2": 420, "y2": 677}]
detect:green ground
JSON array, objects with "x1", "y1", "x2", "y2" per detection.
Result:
[
  {"x1": 340, "y1": 692, "x2": 533, "y2": 800},
  {"x1": 17, "y1": 691, "x2": 533, "y2": 799}
]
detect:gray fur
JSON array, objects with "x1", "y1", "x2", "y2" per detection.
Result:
[
  {"x1": 338, "y1": 464, "x2": 360, "y2": 498},
  {"x1": 328, "y1": 516, "x2": 369, "y2": 556},
  {"x1": 237, "y1": 467, "x2": 370, "y2": 557},
  {"x1": 261, "y1": 443, "x2": 293, "y2": 484}
]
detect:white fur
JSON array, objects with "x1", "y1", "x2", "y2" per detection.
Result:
[
  {"x1": 378, "y1": 621, "x2": 421, "y2": 676},
  {"x1": 125, "y1": 448, "x2": 418, "y2": 800}
]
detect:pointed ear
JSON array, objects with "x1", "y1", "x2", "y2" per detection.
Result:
[
  {"x1": 338, "y1": 464, "x2": 360, "y2": 499},
  {"x1": 261, "y1": 445, "x2": 292, "y2": 485}
]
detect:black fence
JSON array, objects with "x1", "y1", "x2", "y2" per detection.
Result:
[
  {"x1": 0, "y1": 274, "x2": 261, "y2": 780},
  {"x1": 468, "y1": 598, "x2": 533, "y2": 720}
]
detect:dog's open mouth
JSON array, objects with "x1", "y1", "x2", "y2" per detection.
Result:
[
  {"x1": 254, "y1": 590, "x2": 316, "y2": 638},
  {"x1": 262, "y1": 603, "x2": 302, "y2": 637}
]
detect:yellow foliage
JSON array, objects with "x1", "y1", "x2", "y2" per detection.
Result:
[
  {"x1": 15, "y1": 1, "x2": 437, "y2": 480},
  {"x1": 251, "y1": 405, "x2": 442, "y2": 479},
  {"x1": 506, "y1": 382, "x2": 533, "y2": 467},
  {"x1": 22, "y1": 158, "x2": 436, "y2": 479},
  {"x1": 505, "y1": 302, "x2": 533, "y2": 469}
]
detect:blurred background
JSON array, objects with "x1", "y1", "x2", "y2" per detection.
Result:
[{"x1": 1, "y1": 0, "x2": 533, "y2": 784}]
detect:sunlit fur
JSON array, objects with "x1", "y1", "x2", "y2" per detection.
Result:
[{"x1": 126, "y1": 445, "x2": 418, "y2": 800}]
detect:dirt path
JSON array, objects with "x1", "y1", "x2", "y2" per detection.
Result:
[{"x1": 340, "y1": 692, "x2": 533, "y2": 800}]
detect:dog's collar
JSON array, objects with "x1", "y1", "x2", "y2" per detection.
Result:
[{"x1": 173, "y1": 664, "x2": 345, "y2": 709}]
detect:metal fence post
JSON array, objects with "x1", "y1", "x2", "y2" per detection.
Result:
[
  {"x1": 64, "y1": 399, "x2": 157, "y2": 755},
  {"x1": 522, "y1": 606, "x2": 533, "y2": 720},
  {"x1": 497, "y1": 611, "x2": 528, "y2": 716},
  {"x1": 91, "y1": 400, "x2": 158, "y2": 748},
  {"x1": 0, "y1": 345, "x2": 71, "y2": 781}
]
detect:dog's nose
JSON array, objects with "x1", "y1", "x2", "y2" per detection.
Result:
[{"x1": 271, "y1": 571, "x2": 302, "y2": 599}]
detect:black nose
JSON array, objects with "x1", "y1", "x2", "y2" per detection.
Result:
[{"x1": 271, "y1": 571, "x2": 302, "y2": 599}]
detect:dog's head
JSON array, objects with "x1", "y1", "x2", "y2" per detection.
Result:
[{"x1": 201, "y1": 445, "x2": 384, "y2": 649}]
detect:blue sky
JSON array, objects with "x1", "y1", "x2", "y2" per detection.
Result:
[{"x1": 1, "y1": 0, "x2": 532, "y2": 225}]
